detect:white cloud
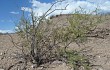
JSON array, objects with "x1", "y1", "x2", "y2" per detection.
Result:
[
  {"x1": 0, "y1": 30, "x2": 13, "y2": 33},
  {"x1": 21, "y1": 0, "x2": 110, "y2": 17},
  {"x1": 86, "y1": 0, "x2": 109, "y2": 4},
  {"x1": 21, "y1": 7, "x2": 31, "y2": 12},
  {"x1": 0, "y1": 20, "x2": 13, "y2": 23},
  {"x1": 10, "y1": 11, "x2": 19, "y2": 14}
]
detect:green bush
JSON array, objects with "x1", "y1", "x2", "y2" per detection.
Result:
[
  {"x1": 60, "y1": 50, "x2": 91, "y2": 70},
  {"x1": 15, "y1": 6, "x2": 104, "y2": 69}
]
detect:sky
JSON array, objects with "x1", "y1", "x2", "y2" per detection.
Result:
[{"x1": 0, "y1": 0, "x2": 110, "y2": 33}]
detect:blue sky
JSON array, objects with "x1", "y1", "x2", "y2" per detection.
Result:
[
  {"x1": 0, "y1": 0, "x2": 31, "y2": 33},
  {"x1": 0, "y1": 0, "x2": 54, "y2": 33},
  {"x1": 0, "y1": 0, "x2": 110, "y2": 33}
]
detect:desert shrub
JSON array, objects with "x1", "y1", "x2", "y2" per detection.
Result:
[
  {"x1": 15, "y1": 1, "x2": 69, "y2": 67},
  {"x1": 15, "y1": 4, "x2": 105, "y2": 70},
  {"x1": 53, "y1": 8, "x2": 103, "y2": 51},
  {"x1": 59, "y1": 49, "x2": 91, "y2": 70}
]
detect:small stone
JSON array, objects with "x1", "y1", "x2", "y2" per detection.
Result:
[
  {"x1": 79, "y1": 66, "x2": 85, "y2": 70},
  {"x1": 31, "y1": 64, "x2": 37, "y2": 68},
  {"x1": 31, "y1": 65, "x2": 34, "y2": 68},
  {"x1": 98, "y1": 56, "x2": 101, "y2": 58},
  {"x1": 0, "y1": 52, "x2": 3, "y2": 55}
]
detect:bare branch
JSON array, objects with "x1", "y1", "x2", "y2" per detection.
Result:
[{"x1": 7, "y1": 33, "x2": 22, "y2": 50}]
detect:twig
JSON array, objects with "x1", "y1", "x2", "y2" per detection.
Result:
[
  {"x1": 7, "y1": 61, "x2": 23, "y2": 70},
  {"x1": 7, "y1": 33, "x2": 22, "y2": 50}
]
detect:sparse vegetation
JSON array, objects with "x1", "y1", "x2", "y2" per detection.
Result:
[
  {"x1": 60, "y1": 50, "x2": 91, "y2": 70},
  {"x1": 6, "y1": 2, "x2": 109, "y2": 70}
]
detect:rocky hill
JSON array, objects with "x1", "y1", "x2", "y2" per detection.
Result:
[{"x1": 0, "y1": 14, "x2": 110, "y2": 70}]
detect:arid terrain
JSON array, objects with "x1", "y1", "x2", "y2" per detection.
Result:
[{"x1": 0, "y1": 15, "x2": 110, "y2": 70}]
